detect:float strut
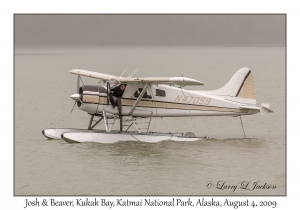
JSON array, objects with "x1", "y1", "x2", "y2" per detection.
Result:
[
  {"x1": 119, "y1": 111, "x2": 123, "y2": 132},
  {"x1": 88, "y1": 114, "x2": 103, "y2": 130},
  {"x1": 88, "y1": 115, "x2": 94, "y2": 130}
]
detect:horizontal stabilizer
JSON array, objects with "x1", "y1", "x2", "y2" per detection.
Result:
[
  {"x1": 239, "y1": 105, "x2": 260, "y2": 111},
  {"x1": 260, "y1": 103, "x2": 273, "y2": 115}
]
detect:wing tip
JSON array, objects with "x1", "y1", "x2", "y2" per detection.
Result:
[{"x1": 69, "y1": 69, "x2": 80, "y2": 74}]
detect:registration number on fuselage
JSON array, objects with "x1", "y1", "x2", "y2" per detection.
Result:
[{"x1": 174, "y1": 95, "x2": 211, "y2": 105}]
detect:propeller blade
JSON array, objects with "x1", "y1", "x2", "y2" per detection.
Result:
[
  {"x1": 70, "y1": 101, "x2": 76, "y2": 114},
  {"x1": 77, "y1": 75, "x2": 80, "y2": 92}
]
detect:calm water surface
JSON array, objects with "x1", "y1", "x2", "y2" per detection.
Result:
[{"x1": 15, "y1": 47, "x2": 285, "y2": 195}]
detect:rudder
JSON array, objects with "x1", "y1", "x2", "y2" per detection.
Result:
[{"x1": 235, "y1": 69, "x2": 256, "y2": 99}]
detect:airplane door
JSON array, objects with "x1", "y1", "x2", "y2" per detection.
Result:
[{"x1": 131, "y1": 86, "x2": 154, "y2": 117}]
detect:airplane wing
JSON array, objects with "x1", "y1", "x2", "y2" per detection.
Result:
[
  {"x1": 69, "y1": 69, "x2": 204, "y2": 86},
  {"x1": 69, "y1": 69, "x2": 118, "y2": 81}
]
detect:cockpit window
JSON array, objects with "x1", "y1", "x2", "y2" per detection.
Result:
[
  {"x1": 134, "y1": 88, "x2": 152, "y2": 99},
  {"x1": 155, "y1": 89, "x2": 166, "y2": 97}
]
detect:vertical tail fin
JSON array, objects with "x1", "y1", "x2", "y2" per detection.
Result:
[{"x1": 203, "y1": 67, "x2": 256, "y2": 105}]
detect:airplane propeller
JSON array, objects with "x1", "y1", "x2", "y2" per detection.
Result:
[{"x1": 70, "y1": 75, "x2": 83, "y2": 114}]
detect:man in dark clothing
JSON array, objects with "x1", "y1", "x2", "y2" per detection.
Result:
[{"x1": 109, "y1": 84, "x2": 126, "y2": 118}]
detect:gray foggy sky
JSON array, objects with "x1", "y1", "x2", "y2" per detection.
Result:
[{"x1": 14, "y1": 14, "x2": 285, "y2": 47}]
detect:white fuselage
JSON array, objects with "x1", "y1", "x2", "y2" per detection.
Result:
[{"x1": 77, "y1": 83, "x2": 258, "y2": 118}]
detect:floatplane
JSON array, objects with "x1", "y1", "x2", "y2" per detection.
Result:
[{"x1": 42, "y1": 67, "x2": 273, "y2": 143}]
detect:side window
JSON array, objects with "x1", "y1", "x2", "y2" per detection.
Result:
[
  {"x1": 133, "y1": 88, "x2": 152, "y2": 99},
  {"x1": 156, "y1": 89, "x2": 166, "y2": 97}
]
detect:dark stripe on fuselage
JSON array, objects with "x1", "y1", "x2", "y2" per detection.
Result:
[
  {"x1": 81, "y1": 95, "x2": 247, "y2": 113},
  {"x1": 82, "y1": 94, "x2": 241, "y2": 110}
]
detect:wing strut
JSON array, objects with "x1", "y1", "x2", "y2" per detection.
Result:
[{"x1": 128, "y1": 83, "x2": 149, "y2": 116}]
